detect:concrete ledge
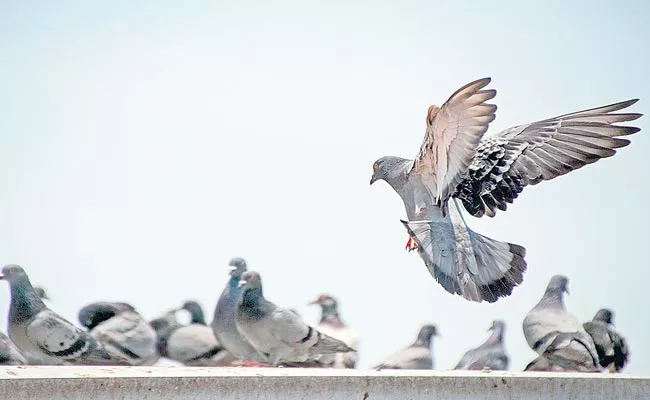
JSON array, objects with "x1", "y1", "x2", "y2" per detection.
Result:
[{"x1": 0, "y1": 367, "x2": 648, "y2": 400}]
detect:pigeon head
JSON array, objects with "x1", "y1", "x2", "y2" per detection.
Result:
[
  {"x1": 228, "y1": 257, "x2": 248, "y2": 277},
  {"x1": 180, "y1": 300, "x2": 206, "y2": 325},
  {"x1": 308, "y1": 294, "x2": 340, "y2": 320},
  {"x1": 369, "y1": 156, "x2": 409, "y2": 186},
  {"x1": 415, "y1": 324, "x2": 438, "y2": 346},
  {"x1": 545, "y1": 275, "x2": 570, "y2": 295},
  {"x1": 238, "y1": 271, "x2": 262, "y2": 290},
  {"x1": 593, "y1": 308, "x2": 614, "y2": 324},
  {"x1": 0, "y1": 265, "x2": 29, "y2": 284},
  {"x1": 78, "y1": 302, "x2": 134, "y2": 330}
]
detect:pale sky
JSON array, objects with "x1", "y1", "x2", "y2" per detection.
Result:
[{"x1": 1, "y1": 1, "x2": 648, "y2": 373}]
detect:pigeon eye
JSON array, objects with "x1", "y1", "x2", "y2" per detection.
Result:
[{"x1": 373, "y1": 163, "x2": 379, "y2": 170}]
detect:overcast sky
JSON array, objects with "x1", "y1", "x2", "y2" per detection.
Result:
[{"x1": 1, "y1": 0, "x2": 648, "y2": 373}]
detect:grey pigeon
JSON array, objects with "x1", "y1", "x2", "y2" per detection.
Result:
[
  {"x1": 235, "y1": 271, "x2": 355, "y2": 366},
  {"x1": 150, "y1": 306, "x2": 232, "y2": 366},
  {"x1": 0, "y1": 265, "x2": 128, "y2": 365},
  {"x1": 522, "y1": 275, "x2": 599, "y2": 372},
  {"x1": 211, "y1": 258, "x2": 268, "y2": 364},
  {"x1": 374, "y1": 324, "x2": 437, "y2": 370},
  {"x1": 370, "y1": 77, "x2": 641, "y2": 302},
  {"x1": 78, "y1": 301, "x2": 158, "y2": 365},
  {"x1": 525, "y1": 331, "x2": 601, "y2": 372},
  {"x1": 583, "y1": 309, "x2": 629, "y2": 372},
  {"x1": 308, "y1": 294, "x2": 359, "y2": 368},
  {"x1": 455, "y1": 320, "x2": 508, "y2": 370},
  {"x1": 0, "y1": 332, "x2": 27, "y2": 365}
]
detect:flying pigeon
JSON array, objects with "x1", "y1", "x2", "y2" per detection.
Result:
[
  {"x1": 583, "y1": 309, "x2": 629, "y2": 372},
  {"x1": 0, "y1": 332, "x2": 27, "y2": 365},
  {"x1": 211, "y1": 258, "x2": 269, "y2": 365},
  {"x1": 370, "y1": 77, "x2": 641, "y2": 302},
  {"x1": 374, "y1": 324, "x2": 437, "y2": 370},
  {"x1": 0, "y1": 264, "x2": 128, "y2": 365},
  {"x1": 455, "y1": 320, "x2": 508, "y2": 370},
  {"x1": 235, "y1": 271, "x2": 355, "y2": 366},
  {"x1": 150, "y1": 306, "x2": 232, "y2": 366},
  {"x1": 308, "y1": 294, "x2": 359, "y2": 368},
  {"x1": 78, "y1": 301, "x2": 158, "y2": 366},
  {"x1": 522, "y1": 275, "x2": 599, "y2": 372}
]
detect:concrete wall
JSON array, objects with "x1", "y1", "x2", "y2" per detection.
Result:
[{"x1": 0, "y1": 367, "x2": 648, "y2": 400}]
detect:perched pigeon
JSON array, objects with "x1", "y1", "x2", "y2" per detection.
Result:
[
  {"x1": 0, "y1": 332, "x2": 27, "y2": 365},
  {"x1": 78, "y1": 301, "x2": 158, "y2": 365},
  {"x1": 150, "y1": 307, "x2": 232, "y2": 366},
  {"x1": 374, "y1": 325, "x2": 437, "y2": 370},
  {"x1": 370, "y1": 77, "x2": 641, "y2": 302},
  {"x1": 522, "y1": 275, "x2": 599, "y2": 372},
  {"x1": 308, "y1": 294, "x2": 359, "y2": 368},
  {"x1": 235, "y1": 271, "x2": 355, "y2": 366},
  {"x1": 0, "y1": 265, "x2": 127, "y2": 365},
  {"x1": 583, "y1": 309, "x2": 629, "y2": 372},
  {"x1": 212, "y1": 258, "x2": 268, "y2": 364},
  {"x1": 525, "y1": 331, "x2": 601, "y2": 372},
  {"x1": 455, "y1": 320, "x2": 508, "y2": 370}
]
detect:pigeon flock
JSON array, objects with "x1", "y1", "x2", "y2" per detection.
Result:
[
  {"x1": 0, "y1": 262, "x2": 631, "y2": 373},
  {"x1": 0, "y1": 78, "x2": 640, "y2": 373}
]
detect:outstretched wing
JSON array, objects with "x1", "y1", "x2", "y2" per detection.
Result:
[
  {"x1": 455, "y1": 99, "x2": 642, "y2": 217},
  {"x1": 411, "y1": 78, "x2": 497, "y2": 205}
]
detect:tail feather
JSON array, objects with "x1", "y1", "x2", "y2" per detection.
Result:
[{"x1": 309, "y1": 331, "x2": 356, "y2": 356}]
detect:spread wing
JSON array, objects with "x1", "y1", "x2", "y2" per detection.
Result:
[
  {"x1": 455, "y1": 99, "x2": 642, "y2": 217},
  {"x1": 411, "y1": 78, "x2": 497, "y2": 205}
]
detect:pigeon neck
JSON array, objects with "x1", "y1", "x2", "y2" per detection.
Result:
[
  {"x1": 188, "y1": 308, "x2": 206, "y2": 325},
  {"x1": 540, "y1": 289, "x2": 565, "y2": 308},
  {"x1": 228, "y1": 274, "x2": 241, "y2": 291},
  {"x1": 487, "y1": 327, "x2": 503, "y2": 345},
  {"x1": 9, "y1": 275, "x2": 46, "y2": 324},
  {"x1": 320, "y1": 305, "x2": 342, "y2": 325},
  {"x1": 240, "y1": 287, "x2": 265, "y2": 319}
]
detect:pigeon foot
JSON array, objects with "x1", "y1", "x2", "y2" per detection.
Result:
[{"x1": 405, "y1": 236, "x2": 419, "y2": 252}]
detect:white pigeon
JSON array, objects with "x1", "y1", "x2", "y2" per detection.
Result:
[
  {"x1": 235, "y1": 271, "x2": 355, "y2": 366},
  {"x1": 0, "y1": 265, "x2": 128, "y2": 365},
  {"x1": 370, "y1": 77, "x2": 641, "y2": 302},
  {"x1": 78, "y1": 301, "x2": 158, "y2": 366}
]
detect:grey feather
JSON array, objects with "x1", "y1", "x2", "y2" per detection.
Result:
[
  {"x1": 235, "y1": 271, "x2": 355, "y2": 366},
  {"x1": 374, "y1": 325, "x2": 437, "y2": 370},
  {"x1": 455, "y1": 320, "x2": 508, "y2": 370},
  {"x1": 0, "y1": 332, "x2": 28, "y2": 365},
  {"x1": 583, "y1": 309, "x2": 629, "y2": 372},
  {"x1": 525, "y1": 332, "x2": 600, "y2": 373}
]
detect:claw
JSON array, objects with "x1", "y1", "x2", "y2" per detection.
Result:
[{"x1": 405, "y1": 236, "x2": 419, "y2": 252}]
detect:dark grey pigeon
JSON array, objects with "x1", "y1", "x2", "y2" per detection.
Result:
[
  {"x1": 374, "y1": 325, "x2": 437, "y2": 370},
  {"x1": 0, "y1": 265, "x2": 128, "y2": 365},
  {"x1": 455, "y1": 320, "x2": 508, "y2": 370},
  {"x1": 522, "y1": 275, "x2": 599, "y2": 371},
  {"x1": 78, "y1": 301, "x2": 158, "y2": 365},
  {"x1": 0, "y1": 332, "x2": 27, "y2": 365},
  {"x1": 583, "y1": 309, "x2": 629, "y2": 372},
  {"x1": 525, "y1": 331, "x2": 600, "y2": 372},
  {"x1": 235, "y1": 271, "x2": 355, "y2": 366},
  {"x1": 150, "y1": 306, "x2": 232, "y2": 366},
  {"x1": 211, "y1": 258, "x2": 269, "y2": 364},
  {"x1": 370, "y1": 77, "x2": 641, "y2": 303}
]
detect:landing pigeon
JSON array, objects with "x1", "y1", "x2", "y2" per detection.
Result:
[
  {"x1": 0, "y1": 332, "x2": 27, "y2": 365},
  {"x1": 522, "y1": 275, "x2": 599, "y2": 372},
  {"x1": 374, "y1": 324, "x2": 437, "y2": 370},
  {"x1": 150, "y1": 307, "x2": 232, "y2": 366},
  {"x1": 455, "y1": 320, "x2": 508, "y2": 370},
  {"x1": 0, "y1": 265, "x2": 128, "y2": 365},
  {"x1": 78, "y1": 301, "x2": 158, "y2": 365},
  {"x1": 308, "y1": 294, "x2": 359, "y2": 368},
  {"x1": 235, "y1": 271, "x2": 355, "y2": 366},
  {"x1": 583, "y1": 309, "x2": 629, "y2": 372},
  {"x1": 211, "y1": 258, "x2": 269, "y2": 364},
  {"x1": 370, "y1": 77, "x2": 641, "y2": 302}
]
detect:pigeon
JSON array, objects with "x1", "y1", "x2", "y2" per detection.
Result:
[
  {"x1": 0, "y1": 332, "x2": 28, "y2": 365},
  {"x1": 78, "y1": 301, "x2": 158, "y2": 365},
  {"x1": 374, "y1": 324, "x2": 437, "y2": 370},
  {"x1": 522, "y1": 275, "x2": 599, "y2": 372},
  {"x1": 370, "y1": 77, "x2": 641, "y2": 302},
  {"x1": 150, "y1": 307, "x2": 232, "y2": 366},
  {"x1": 524, "y1": 331, "x2": 601, "y2": 372},
  {"x1": 583, "y1": 309, "x2": 629, "y2": 372},
  {"x1": 308, "y1": 294, "x2": 359, "y2": 368},
  {"x1": 211, "y1": 258, "x2": 269, "y2": 364},
  {"x1": 0, "y1": 264, "x2": 128, "y2": 365},
  {"x1": 455, "y1": 320, "x2": 508, "y2": 370},
  {"x1": 235, "y1": 271, "x2": 355, "y2": 366}
]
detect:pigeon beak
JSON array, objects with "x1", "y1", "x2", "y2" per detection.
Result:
[
  {"x1": 307, "y1": 299, "x2": 319, "y2": 306},
  {"x1": 228, "y1": 266, "x2": 237, "y2": 272},
  {"x1": 237, "y1": 279, "x2": 247, "y2": 288},
  {"x1": 369, "y1": 175, "x2": 377, "y2": 185}
]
